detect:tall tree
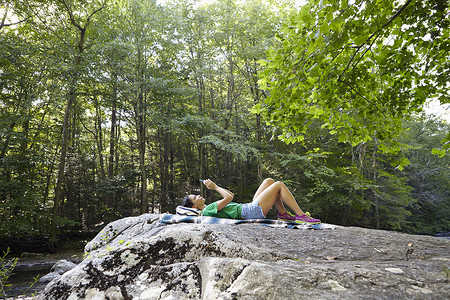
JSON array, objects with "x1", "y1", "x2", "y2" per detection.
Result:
[
  {"x1": 119, "y1": 0, "x2": 169, "y2": 214},
  {"x1": 29, "y1": 0, "x2": 106, "y2": 220}
]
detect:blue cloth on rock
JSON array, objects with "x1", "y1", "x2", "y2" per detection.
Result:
[{"x1": 158, "y1": 213, "x2": 334, "y2": 230}]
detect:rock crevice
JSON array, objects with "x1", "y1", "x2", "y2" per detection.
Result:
[{"x1": 38, "y1": 214, "x2": 449, "y2": 299}]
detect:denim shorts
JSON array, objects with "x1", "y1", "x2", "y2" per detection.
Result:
[{"x1": 241, "y1": 199, "x2": 265, "y2": 219}]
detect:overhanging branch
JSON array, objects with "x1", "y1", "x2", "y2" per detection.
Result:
[
  {"x1": 338, "y1": 79, "x2": 387, "y2": 119},
  {"x1": 339, "y1": 0, "x2": 414, "y2": 80}
]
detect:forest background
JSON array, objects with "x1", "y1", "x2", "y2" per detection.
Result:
[{"x1": 0, "y1": 0, "x2": 449, "y2": 251}]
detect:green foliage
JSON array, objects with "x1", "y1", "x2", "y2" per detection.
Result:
[
  {"x1": 400, "y1": 116, "x2": 450, "y2": 234},
  {"x1": 0, "y1": 0, "x2": 448, "y2": 245},
  {"x1": 0, "y1": 248, "x2": 17, "y2": 298},
  {"x1": 256, "y1": 0, "x2": 450, "y2": 152},
  {"x1": 275, "y1": 151, "x2": 336, "y2": 200}
]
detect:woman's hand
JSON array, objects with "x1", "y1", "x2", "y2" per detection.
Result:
[
  {"x1": 201, "y1": 179, "x2": 234, "y2": 212},
  {"x1": 202, "y1": 179, "x2": 217, "y2": 190}
]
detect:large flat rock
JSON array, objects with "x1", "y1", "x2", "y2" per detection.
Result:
[{"x1": 38, "y1": 214, "x2": 449, "y2": 299}]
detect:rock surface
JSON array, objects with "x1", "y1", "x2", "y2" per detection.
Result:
[
  {"x1": 38, "y1": 214, "x2": 449, "y2": 299},
  {"x1": 39, "y1": 259, "x2": 78, "y2": 283}
]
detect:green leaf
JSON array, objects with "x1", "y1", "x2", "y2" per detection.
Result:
[
  {"x1": 298, "y1": 8, "x2": 313, "y2": 24},
  {"x1": 354, "y1": 34, "x2": 368, "y2": 45},
  {"x1": 431, "y1": 148, "x2": 446, "y2": 158}
]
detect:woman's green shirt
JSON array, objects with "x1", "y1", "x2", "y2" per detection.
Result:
[{"x1": 202, "y1": 202, "x2": 242, "y2": 219}]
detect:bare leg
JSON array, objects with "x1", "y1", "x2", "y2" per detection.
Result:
[
  {"x1": 274, "y1": 194, "x2": 286, "y2": 214},
  {"x1": 252, "y1": 178, "x2": 275, "y2": 200},
  {"x1": 254, "y1": 181, "x2": 305, "y2": 216},
  {"x1": 253, "y1": 178, "x2": 287, "y2": 214}
]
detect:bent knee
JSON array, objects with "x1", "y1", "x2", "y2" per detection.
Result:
[
  {"x1": 263, "y1": 178, "x2": 275, "y2": 185},
  {"x1": 274, "y1": 181, "x2": 285, "y2": 188}
]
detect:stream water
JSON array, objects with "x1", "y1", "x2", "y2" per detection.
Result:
[
  {"x1": 3, "y1": 250, "x2": 83, "y2": 298},
  {"x1": 434, "y1": 232, "x2": 450, "y2": 239},
  {"x1": 4, "y1": 265, "x2": 50, "y2": 297}
]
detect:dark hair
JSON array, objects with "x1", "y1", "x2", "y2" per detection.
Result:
[{"x1": 181, "y1": 195, "x2": 194, "y2": 208}]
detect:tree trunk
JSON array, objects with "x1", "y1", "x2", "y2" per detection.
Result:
[
  {"x1": 198, "y1": 142, "x2": 205, "y2": 195},
  {"x1": 372, "y1": 144, "x2": 379, "y2": 229},
  {"x1": 342, "y1": 188, "x2": 354, "y2": 226},
  {"x1": 169, "y1": 133, "x2": 174, "y2": 202},
  {"x1": 95, "y1": 102, "x2": 105, "y2": 178},
  {"x1": 138, "y1": 121, "x2": 147, "y2": 214},
  {"x1": 162, "y1": 130, "x2": 169, "y2": 208},
  {"x1": 53, "y1": 83, "x2": 75, "y2": 218},
  {"x1": 106, "y1": 84, "x2": 117, "y2": 215},
  {"x1": 108, "y1": 79, "x2": 117, "y2": 178},
  {"x1": 137, "y1": 91, "x2": 147, "y2": 214},
  {"x1": 53, "y1": 0, "x2": 105, "y2": 221},
  {"x1": 114, "y1": 111, "x2": 120, "y2": 176}
]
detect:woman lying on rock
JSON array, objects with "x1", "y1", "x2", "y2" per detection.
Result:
[{"x1": 179, "y1": 178, "x2": 320, "y2": 224}]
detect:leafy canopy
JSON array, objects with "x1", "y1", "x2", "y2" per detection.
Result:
[{"x1": 255, "y1": 0, "x2": 449, "y2": 153}]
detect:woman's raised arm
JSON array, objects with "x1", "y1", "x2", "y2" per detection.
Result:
[{"x1": 202, "y1": 179, "x2": 234, "y2": 211}]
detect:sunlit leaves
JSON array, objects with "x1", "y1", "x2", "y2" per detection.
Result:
[{"x1": 256, "y1": 0, "x2": 450, "y2": 155}]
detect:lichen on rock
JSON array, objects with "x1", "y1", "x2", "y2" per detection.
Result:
[{"x1": 38, "y1": 214, "x2": 449, "y2": 299}]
